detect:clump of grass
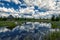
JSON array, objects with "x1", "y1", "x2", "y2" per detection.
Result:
[
  {"x1": 0, "y1": 21, "x2": 16, "y2": 29},
  {"x1": 43, "y1": 32, "x2": 60, "y2": 40},
  {"x1": 51, "y1": 21, "x2": 60, "y2": 29}
]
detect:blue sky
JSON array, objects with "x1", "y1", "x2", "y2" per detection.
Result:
[
  {"x1": 0, "y1": 0, "x2": 60, "y2": 17},
  {"x1": 0, "y1": 0, "x2": 23, "y2": 10},
  {"x1": 0, "y1": 0, "x2": 55, "y2": 12}
]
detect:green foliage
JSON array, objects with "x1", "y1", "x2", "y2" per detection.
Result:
[
  {"x1": 51, "y1": 15, "x2": 60, "y2": 21},
  {"x1": 0, "y1": 16, "x2": 60, "y2": 29},
  {"x1": 24, "y1": 34, "x2": 34, "y2": 40},
  {"x1": 51, "y1": 21, "x2": 60, "y2": 29},
  {"x1": 55, "y1": 16, "x2": 59, "y2": 21},
  {"x1": 0, "y1": 21, "x2": 16, "y2": 29},
  {"x1": 51, "y1": 15, "x2": 55, "y2": 21},
  {"x1": 43, "y1": 32, "x2": 60, "y2": 40},
  {"x1": 0, "y1": 17, "x2": 7, "y2": 21}
]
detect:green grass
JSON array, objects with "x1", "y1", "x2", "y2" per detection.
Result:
[
  {"x1": 18, "y1": 19, "x2": 60, "y2": 29},
  {"x1": 51, "y1": 21, "x2": 60, "y2": 29},
  {"x1": 0, "y1": 21, "x2": 16, "y2": 29},
  {"x1": 0, "y1": 18, "x2": 60, "y2": 29},
  {"x1": 43, "y1": 31, "x2": 60, "y2": 40}
]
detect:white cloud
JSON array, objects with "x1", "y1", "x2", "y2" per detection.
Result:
[
  {"x1": 24, "y1": 0, "x2": 41, "y2": 6},
  {"x1": 39, "y1": 0, "x2": 56, "y2": 10},
  {"x1": 19, "y1": 7, "x2": 35, "y2": 13},
  {"x1": 24, "y1": 0, "x2": 56, "y2": 10},
  {"x1": 0, "y1": 0, "x2": 60, "y2": 19},
  {"x1": 3, "y1": 0, "x2": 11, "y2": 2},
  {"x1": 11, "y1": 0, "x2": 21, "y2": 4},
  {"x1": 0, "y1": 7, "x2": 19, "y2": 13},
  {"x1": 0, "y1": 6, "x2": 34, "y2": 14},
  {"x1": 1, "y1": 0, "x2": 21, "y2": 4}
]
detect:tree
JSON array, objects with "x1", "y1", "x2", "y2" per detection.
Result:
[
  {"x1": 7, "y1": 15, "x2": 14, "y2": 21},
  {"x1": 59, "y1": 14, "x2": 60, "y2": 20},
  {"x1": 51, "y1": 15, "x2": 55, "y2": 21},
  {"x1": 3, "y1": 17, "x2": 7, "y2": 21},
  {"x1": 51, "y1": 15, "x2": 59, "y2": 21},
  {"x1": 55, "y1": 16, "x2": 59, "y2": 21}
]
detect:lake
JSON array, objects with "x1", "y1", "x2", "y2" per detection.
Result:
[{"x1": 0, "y1": 22, "x2": 51, "y2": 40}]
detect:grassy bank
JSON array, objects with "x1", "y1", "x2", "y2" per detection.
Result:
[
  {"x1": 51, "y1": 21, "x2": 60, "y2": 29},
  {"x1": 18, "y1": 18, "x2": 60, "y2": 29},
  {"x1": 0, "y1": 21, "x2": 16, "y2": 29},
  {"x1": 0, "y1": 18, "x2": 60, "y2": 29},
  {"x1": 43, "y1": 31, "x2": 60, "y2": 40}
]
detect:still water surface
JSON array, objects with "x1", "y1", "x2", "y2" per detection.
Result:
[{"x1": 0, "y1": 22, "x2": 51, "y2": 40}]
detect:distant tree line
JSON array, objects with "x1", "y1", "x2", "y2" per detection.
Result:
[
  {"x1": 51, "y1": 15, "x2": 60, "y2": 21},
  {"x1": 0, "y1": 15, "x2": 27, "y2": 21},
  {"x1": 0, "y1": 17, "x2": 7, "y2": 21},
  {"x1": 0, "y1": 15, "x2": 60, "y2": 21}
]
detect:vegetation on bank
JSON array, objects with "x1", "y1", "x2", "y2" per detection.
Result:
[
  {"x1": 51, "y1": 15, "x2": 60, "y2": 21},
  {"x1": 0, "y1": 15, "x2": 60, "y2": 29},
  {"x1": 0, "y1": 21, "x2": 16, "y2": 29},
  {"x1": 43, "y1": 32, "x2": 60, "y2": 40},
  {"x1": 51, "y1": 21, "x2": 60, "y2": 29}
]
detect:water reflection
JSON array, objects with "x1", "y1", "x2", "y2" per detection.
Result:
[{"x1": 0, "y1": 22, "x2": 51, "y2": 40}]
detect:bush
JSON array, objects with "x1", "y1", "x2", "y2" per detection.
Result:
[
  {"x1": 56, "y1": 16, "x2": 59, "y2": 21},
  {"x1": 51, "y1": 15, "x2": 59, "y2": 21},
  {"x1": 51, "y1": 15, "x2": 55, "y2": 21}
]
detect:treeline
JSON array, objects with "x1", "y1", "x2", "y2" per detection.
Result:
[
  {"x1": 0, "y1": 17, "x2": 30, "y2": 21},
  {"x1": 51, "y1": 15, "x2": 60, "y2": 21},
  {"x1": 0, "y1": 17, "x2": 7, "y2": 21},
  {"x1": 0, "y1": 15, "x2": 60, "y2": 21}
]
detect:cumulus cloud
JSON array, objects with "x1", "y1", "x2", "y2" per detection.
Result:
[
  {"x1": 0, "y1": 7, "x2": 18, "y2": 13},
  {"x1": 24, "y1": 0, "x2": 56, "y2": 10},
  {"x1": 3, "y1": 0, "x2": 11, "y2": 2},
  {"x1": 24, "y1": 0, "x2": 41, "y2": 6},
  {"x1": 19, "y1": 7, "x2": 35, "y2": 13},
  {"x1": 1, "y1": 0, "x2": 21, "y2": 4},
  {"x1": 0, "y1": 0, "x2": 60, "y2": 19},
  {"x1": 0, "y1": 6, "x2": 34, "y2": 14},
  {"x1": 11, "y1": 0, "x2": 21, "y2": 4}
]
